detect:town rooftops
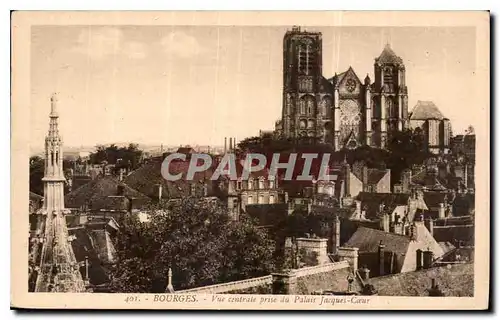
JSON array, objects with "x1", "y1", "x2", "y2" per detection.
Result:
[
  {"x1": 65, "y1": 176, "x2": 151, "y2": 211},
  {"x1": 365, "y1": 263, "x2": 473, "y2": 296}
]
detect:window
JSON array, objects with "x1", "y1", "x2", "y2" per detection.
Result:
[
  {"x1": 259, "y1": 195, "x2": 265, "y2": 204},
  {"x1": 247, "y1": 196, "x2": 253, "y2": 204},
  {"x1": 299, "y1": 100, "x2": 306, "y2": 114},
  {"x1": 269, "y1": 180, "x2": 275, "y2": 189},
  {"x1": 236, "y1": 181, "x2": 242, "y2": 190},
  {"x1": 259, "y1": 179, "x2": 265, "y2": 189},
  {"x1": 248, "y1": 178, "x2": 253, "y2": 190},
  {"x1": 269, "y1": 195, "x2": 275, "y2": 204},
  {"x1": 300, "y1": 120, "x2": 307, "y2": 129},
  {"x1": 308, "y1": 120, "x2": 314, "y2": 128}
]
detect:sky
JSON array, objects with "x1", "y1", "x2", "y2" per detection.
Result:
[{"x1": 30, "y1": 25, "x2": 477, "y2": 149}]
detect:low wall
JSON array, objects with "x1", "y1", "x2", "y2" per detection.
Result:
[{"x1": 176, "y1": 275, "x2": 272, "y2": 294}]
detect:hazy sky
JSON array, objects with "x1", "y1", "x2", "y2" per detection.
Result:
[{"x1": 30, "y1": 25, "x2": 476, "y2": 148}]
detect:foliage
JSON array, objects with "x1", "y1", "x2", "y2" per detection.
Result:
[
  {"x1": 89, "y1": 143, "x2": 143, "y2": 171},
  {"x1": 236, "y1": 129, "x2": 432, "y2": 185},
  {"x1": 108, "y1": 197, "x2": 276, "y2": 293},
  {"x1": 29, "y1": 156, "x2": 45, "y2": 196}
]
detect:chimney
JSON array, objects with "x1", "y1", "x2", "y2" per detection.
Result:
[
  {"x1": 330, "y1": 215, "x2": 340, "y2": 253},
  {"x1": 424, "y1": 218, "x2": 434, "y2": 236},
  {"x1": 229, "y1": 138, "x2": 233, "y2": 152},
  {"x1": 362, "y1": 165, "x2": 369, "y2": 186},
  {"x1": 355, "y1": 200, "x2": 361, "y2": 217},
  {"x1": 234, "y1": 137, "x2": 237, "y2": 150},
  {"x1": 423, "y1": 250, "x2": 434, "y2": 269},
  {"x1": 359, "y1": 266, "x2": 370, "y2": 281},
  {"x1": 378, "y1": 241, "x2": 385, "y2": 276},
  {"x1": 296, "y1": 238, "x2": 329, "y2": 265},
  {"x1": 224, "y1": 137, "x2": 227, "y2": 153},
  {"x1": 416, "y1": 249, "x2": 423, "y2": 270},
  {"x1": 438, "y1": 203, "x2": 446, "y2": 219}
]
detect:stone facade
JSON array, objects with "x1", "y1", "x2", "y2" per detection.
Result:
[{"x1": 279, "y1": 26, "x2": 408, "y2": 150}]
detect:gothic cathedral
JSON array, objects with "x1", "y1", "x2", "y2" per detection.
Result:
[{"x1": 278, "y1": 27, "x2": 408, "y2": 150}]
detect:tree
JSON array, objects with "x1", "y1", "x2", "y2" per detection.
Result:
[
  {"x1": 108, "y1": 197, "x2": 276, "y2": 293},
  {"x1": 89, "y1": 143, "x2": 144, "y2": 172},
  {"x1": 29, "y1": 156, "x2": 45, "y2": 195}
]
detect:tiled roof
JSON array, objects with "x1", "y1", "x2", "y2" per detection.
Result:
[
  {"x1": 432, "y1": 225, "x2": 474, "y2": 247},
  {"x1": 124, "y1": 157, "x2": 217, "y2": 200},
  {"x1": 452, "y1": 194, "x2": 475, "y2": 216},
  {"x1": 65, "y1": 176, "x2": 151, "y2": 211},
  {"x1": 375, "y1": 44, "x2": 403, "y2": 64},
  {"x1": 411, "y1": 170, "x2": 448, "y2": 191},
  {"x1": 345, "y1": 227, "x2": 411, "y2": 256},
  {"x1": 367, "y1": 263, "x2": 473, "y2": 296},
  {"x1": 409, "y1": 101, "x2": 445, "y2": 120},
  {"x1": 355, "y1": 192, "x2": 411, "y2": 220},
  {"x1": 423, "y1": 191, "x2": 448, "y2": 208},
  {"x1": 438, "y1": 242, "x2": 456, "y2": 255},
  {"x1": 353, "y1": 168, "x2": 389, "y2": 185},
  {"x1": 296, "y1": 265, "x2": 352, "y2": 295}
]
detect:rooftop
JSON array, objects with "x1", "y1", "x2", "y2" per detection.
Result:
[{"x1": 410, "y1": 101, "x2": 446, "y2": 120}]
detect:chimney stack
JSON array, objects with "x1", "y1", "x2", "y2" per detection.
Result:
[
  {"x1": 416, "y1": 249, "x2": 423, "y2": 270},
  {"x1": 362, "y1": 165, "x2": 369, "y2": 186},
  {"x1": 330, "y1": 215, "x2": 341, "y2": 253},
  {"x1": 423, "y1": 250, "x2": 434, "y2": 269},
  {"x1": 224, "y1": 137, "x2": 227, "y2": 153},
  {"x1": 378, "y1": 241, "x2": 385, "y2": 276},
  {"x1": 438, "y1": 203, "x2": 446, "y2": 219}
]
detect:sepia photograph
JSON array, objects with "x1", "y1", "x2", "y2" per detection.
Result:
[{"x1": 11, "y1": 11, "x2": 490, "y2": 310}]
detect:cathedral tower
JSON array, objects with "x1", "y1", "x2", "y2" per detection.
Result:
[
  {"x1": 372, "y1": 44, "x2": 408, "y2": 148},
  {"x1": 281, "y1": 27, "x2": 333, "y2": 142}
]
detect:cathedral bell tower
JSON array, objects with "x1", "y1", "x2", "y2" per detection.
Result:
[
  {"x1": 42, "y1": 93, "x2": 66, "y2": 213},
  {"x1": 372, "y1": 44, "x2": 408, "y2": 148},
  {"x1": 282, "y1": 26, "x2": 324, "y2": 140}
]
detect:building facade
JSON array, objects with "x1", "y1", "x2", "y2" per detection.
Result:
[
  {"x1": 409, "y1": 101, "x2": 452, "y2": 154},
  {"x1": 279, "y1": 26, "x2": 408, "y2": 150}
]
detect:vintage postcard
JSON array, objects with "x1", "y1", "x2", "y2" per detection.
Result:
[{"x1": 11, "y1": 11, "x2": 490, "y2": 310}]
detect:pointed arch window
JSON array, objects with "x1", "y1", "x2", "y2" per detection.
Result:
[{"x1": 299, "y1": 99, "x2": 306, "y2": 114}]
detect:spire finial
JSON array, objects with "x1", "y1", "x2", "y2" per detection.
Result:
[{"x1": 50, "y1": 93, "x2": 58, "y2": 116}]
